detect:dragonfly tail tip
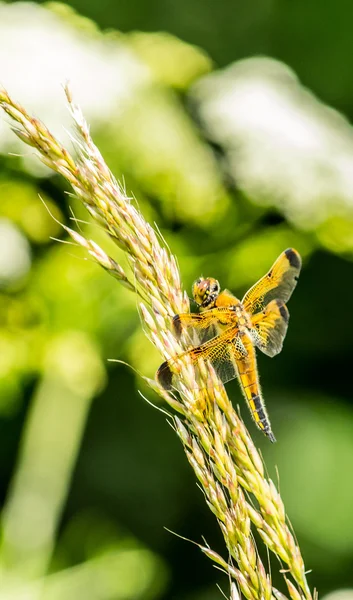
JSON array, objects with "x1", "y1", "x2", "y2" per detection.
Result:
[{"x1": 268, "y1": 431, "x2": 277, "y2": 443}]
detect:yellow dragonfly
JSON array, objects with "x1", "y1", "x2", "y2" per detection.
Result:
[{"x1": 157, "y1": 248, "x2": 301, "y2": 442}]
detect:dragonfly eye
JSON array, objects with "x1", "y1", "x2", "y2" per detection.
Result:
[{"x1": 192, "y1": 277, "x2": 221, "y2": 307}]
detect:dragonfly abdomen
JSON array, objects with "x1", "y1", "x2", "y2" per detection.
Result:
[
  {"x1": 237, "y1": 361, "x2": 276, "y2": 443},
  {"x1": 248, "y1": 393, "x2": 276, "y2": 443}
]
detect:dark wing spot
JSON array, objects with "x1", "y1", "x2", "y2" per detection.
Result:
[
  {"x1": 156, "y1": 361, "x2": 173, "y2": 391},
  {"x1": 277, "y1": 300, "x2": 289, "y2": 323},
  {"x1": 192, "y1": 346, "x2": 203, "y2": 356},
  {"x1": 172, "y1": 315, "x2": 182, "y2": 338},
  {"x1": 284, "y1": 248, "x2": 302, "y2": 269}
]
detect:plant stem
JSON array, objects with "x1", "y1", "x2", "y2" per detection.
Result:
[{"x1": 0, "y1": 87, "x2": 315, "y2": 600}]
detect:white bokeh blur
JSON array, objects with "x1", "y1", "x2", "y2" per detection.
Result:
[
  {"x1": 0, "y1": 2, "x2": 228, "y2": 226},
  {"x1": 193, "y1": 57, "x2": 353, "y2": 229},
  {"x1": 0, "y1": 1, "x2": 148, "y2": 172}
]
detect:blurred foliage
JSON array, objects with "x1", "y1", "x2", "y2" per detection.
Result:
[{"x1": 0, "y1": 1, "x2": 353, "y2": 598}]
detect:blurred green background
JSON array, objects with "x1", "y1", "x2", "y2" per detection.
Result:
[{"x1": 1, "y1": 1, "x2": 353, "y2": 598}]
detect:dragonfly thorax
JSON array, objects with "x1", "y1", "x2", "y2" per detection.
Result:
[{"x1": 234, "y1": 303, "x2": 252, "y2": 331}]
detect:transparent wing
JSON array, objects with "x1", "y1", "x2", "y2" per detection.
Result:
[
  {"x1": 156, "y1": 325, "x2": 247, "y2": 391},
  {"x1": 242, "y1": 248, "x2": 301, "y2": 315},
  {"x1": 250, "y1": 299, "x2": 289, "y2": 357}
]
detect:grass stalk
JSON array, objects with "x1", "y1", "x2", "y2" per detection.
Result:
[{"x1": 0, "y1": 87, "x2": 315, "y2": 600}]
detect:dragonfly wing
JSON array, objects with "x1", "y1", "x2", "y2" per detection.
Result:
[
  {"x1": 251, "y1": 299, "x2": 289, "y2": 357},
  {"x1": 242, "y1": 248, "x2": 301, "y2": 315},
  {"x1": 156, "y1": 326, "x2": 246, "y2": 390},
  {"x1": 156, "y1": 360, "x2": 175, "y2": 391},
  {"x1": 201, "y1": 333, "x2": 248, "y2": 385},
  {"x1": 173, "y1": 307, "x2": 236, "y2": 345}
]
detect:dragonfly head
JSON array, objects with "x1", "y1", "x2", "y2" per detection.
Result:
[{"x1": 192, "y1": 277, "x2": 220, "y2": 308}]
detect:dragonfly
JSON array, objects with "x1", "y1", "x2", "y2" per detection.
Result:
[{"x1": 156, "y1": 248, "x2": 301, "y2": 442}]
